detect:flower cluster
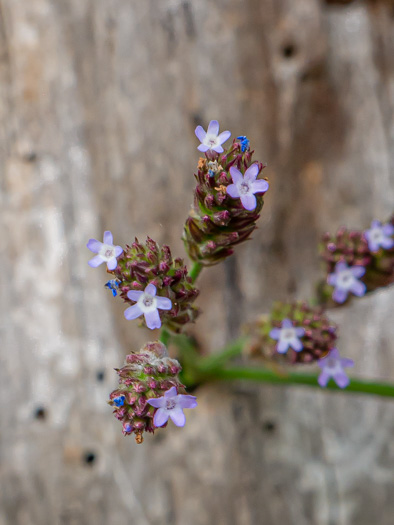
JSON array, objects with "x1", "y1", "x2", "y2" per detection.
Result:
[
  {"x1": 245, "y1": 302, "x2": 338, "y2": 364},
  {"x1": 183, "y1": 120, "x2": 269, "y2": 265},
  {"x1": 109, "y1": 342, "x2": 197, "y2": 443},
  {"x1": 319, "y1": 216, "x2": 394, "y2": 305}
]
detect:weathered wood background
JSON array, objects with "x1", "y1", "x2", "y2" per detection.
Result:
[{"x1": 1, "y1": 0, "x2": 394, "y2": 523}]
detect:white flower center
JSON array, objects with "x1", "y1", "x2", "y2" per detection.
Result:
[
  {"x1": 138, "y1": 292, "x2": 157, "y2": 313},
  {"x1": 370, "y1": 228, "x2": 383, "y2": 242},
  {"x1": 238, "y1": 180, "x2": 251, "y2": 195},
  {"x1": 280, "y1": 328, "x2": 296, "y2": 342},
  {"x1": 337, "y1": 269, "x2": 355, "y2": 290},
  {"x1": 205, "y1": 135, "x2": 218, "y2": 149},
  {"x1": 99, "y1": 243, "x2": 115, "y2": 261},
  {"x1": 165, "y1": 399, "x2": 176, "y2": 410}
]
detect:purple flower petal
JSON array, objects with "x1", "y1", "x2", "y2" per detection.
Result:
[
  {"x1": 251, "y1": 180, "x2": 269, "y2": 194},
  {"x1": 103, "y1": 231, "x2": 113, "y2": 245},
  {"x1": 156, "y1": 296, "x2": 172, "y2": 310},
  {"x1": 295, "y1": 327, "x2": 305, "y2": 337},
  {"x1": 124, "y1": 304, "x2": 143, "y2": 320},
  {"x1": 88, "y1": 255, "x2": 104, "y2": 267},
  {"x1": 115, "y1": 246, "x2": 123, "y2": 257},
  {"x1": 144, "y1": 309, "x2": 161, "y2": 330},
  {"x1": 240, "y1": 194, "x2": 257, "y2": 211},
  {"x1": 368, "y1": 240, "x2": 380, "y2": 252},
  {"x1": 350, "y1": 280, "x2": 366, "y2": 297},
  {"x1": 145, "y1": 283, "x2": 157, "y2": 296},
  {"x1": 244, "y1": 164, "x2": 259, "y2": 182},
  {"x1": 318, "y1": 370, "x2": 330, "y2": 387},
  {"x1": 334, "y1": 371, "x2": 350, "y2": 389},
  {"x1": 212, "y1": 145, "x2": 224, "y2": 153},
  {"x1": 371, "y1": 220, "x2": 381, "y2": 229},
  {"x1": 153, "y1": 408, "x2": 170, "y2": 427},
  {"x1": 229, "y1": 166, "x2": 243, "y2": 185},
  {"x1": 177, "y1": 395, "x2": 198, "y2": 409},
  {"x1": 107, "y1": 257, "x2": 118, "y2": 271},
  {"x1": 217, "y1": 130, "x2": 231, "y2": 145},
  {"x1": 207, "y1": 120, "x2": 219, "y2": 136},
  {"x1": 381, "y1": 237, "x2": 394, "y2": 249},
  {"x1": 328, "y1": 348, "x2": 340, "y2": 360},
  {"x1": 169, "y1": 407, "x2": 186, "y2": 427},
  {"x1": 327, "y1": 273, "x2": 337, "y2": 286},
  {"x1": 335, "y1": 261, "x2": 348, "y2": 273},
  {"x1": 226, "y1": 184, "x2": 240, "y2": 198},
  {"x1": 289, "y1": 338, "x2": 303, "y2": 352},
  {"x1": 269, "y1": 328, "x2": 281, "y2": 340},
  {"x1": 164, "y1": 386, "x2": 177, "y2": 398},
  {"x1": 195, "y1": 125, "x2": 206, "y2": 142},
  {"x1": 127, "y1": 290, "x2": 143, "y2": 302},
  {"x1": 277, "y1": 340, "x2": 289, "y2": 354},
  {"x1": 86, "y1": 239, "x2": 102, "y2": 253},
  {"x1": 350, "y1": 266, "x2": 365, "y2": 278},
  {"x1": 198, "y1": 144, "x2": 210, "y2": 152},
  {"x1": 340, "y1": 358, "x2": 354, "y2": 368},
  {"x1": 332, "y1": 287, "x2": 348, "y2": 303},
  {"x1": 382, "y1": 223, "x2": 394, "y2": 236},
  {"x1": 282, "y1": 318, "x2": 293, "y2": 329},
  {"x1": 147, "y1": 397, "x2": 165, "y2": 408}
]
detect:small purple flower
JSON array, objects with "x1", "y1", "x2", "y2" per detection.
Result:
[
  {"x1": 328, "y1": 261, "x2": 366, "y2": 304},
  {"x1": 269, "y1": 318, "x2": 305, "y2": 354},
  {"x1": 364, "y1": 220, "x2": 394, "y2": 252},
  {"x1": 226, "y1": 164, "x2": 269, "y2": 211},
  {"x1": 195, "y1": 120, "x2": 231, "y2": 154},
  {"x1": 124, "y1": 283, "x2": 172, "y2": 330},
  {"x1": 87, "y1": 231, "x2": 123, "y2": 271},
  {"x1": 147, "y1": 386, "x2": 197, "y2": 428},
  {"x1": 318, "y1": 348, "x2": 354, "y2": 388},
  {"x1": 113, "y1": 395, "x2": 125, "y2": 407}
]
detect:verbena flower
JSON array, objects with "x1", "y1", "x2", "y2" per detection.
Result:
[
  {"x1": 269, "y1": 318, "x2": 305, "y2": 354},
  {"x1": 328, "y1": 261, "x2": 366, "y2": 304},
  {"x1": 364, "y1": 220, "x2": 394, "y2": 252},
  {"x1": 87, "y1": 231, "x2": 123, "y2": 270},
  {"x1": 147, "y1": 386, "x2": 197, "y2": 427},
  {"x1": 109, "y1": 341, "x2": 191, "y2": 443},
  {"x1": 227, "y1": 164, "x2": 269, "y2": 211},
  {"x1": 195, "y1": 120, "x2": 231, "y2": 153},
  {"x1": 124, "y1": 283, "x2": 172, "y2": 330},
  {"x1": 318, "y1": 348, "x2": 354, "y2": 388},
  {"x1": 245, "y1": 302, "x2": 337, "y2": 364}
]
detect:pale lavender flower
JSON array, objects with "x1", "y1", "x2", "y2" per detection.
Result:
[
  {"x1": 87, "y1": 231, "x2": 123, "y2": 271},
  {"x1": 124, "y1": 283, "x2": 172, "y2": 330},
  {"x1": 318, "y1": 348, "x2": 354, "y2": 388},
  {"x1": 147, "y1": 386, "x2": 197, "y2": 427},
  {"x1": 269, "y1": 318, "x2": 305, "y2": 354},
  {"x1": 195, "y1": 120, "x2": 231, "y2": 154},
  {"x1": 328, "y1": 261, "x2": 366, "y2": 304},
  {"x1": 226, "y1": 164, "x2": 269, "y2": 211},
  {"x1": 364, "y1": 220, "x2": 394, "y2": 252}
]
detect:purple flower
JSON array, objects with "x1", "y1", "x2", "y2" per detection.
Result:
[
  {"x1": 328, "y1": 261, "x2": 366, "y2": 303},
  {"x1": 269, "y1": 318, "x2": 305, "y2": 354},
  {"x1": 195, "y1": 120, "x2": 231, "y2": 154},
  {"x1": 124, "y1": 283, "x2": 172, "y2": 330},
  {"x1": 87, "y1": 231, "x2": 123, "y2": 271},
  {"x1": 147, "y1": 386, "x2": 197, "y2": 428},
  {"x1": 364, "y1": 220, "x2": 394, "y2": 252},
  {"x1": 226, "y1": 164, "x2": 269, "y2": 211},
  {"x1": 318, "y1": 348, "x2": 354, "y2": 388}
]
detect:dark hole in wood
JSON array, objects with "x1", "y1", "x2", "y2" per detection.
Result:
[
  {"x1": 96, "y1": 370, "x2": 105, "y2": 382},
  {"x1": 84, "y1": 452, "x2": 96, "y2": 465},
  {"x1": 282, "y1": 43, "x2": 297, "y2": 59},
  {"x1": 262, "y1": 420, "x2": 276, "y2": 432},
  {"x1": 34, "y1": 407, "x2": 46, "y2": 420}
]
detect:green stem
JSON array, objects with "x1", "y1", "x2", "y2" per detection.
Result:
[
  {"x1": 159, "y1": 327, "x2": 171, "y2": 346},
  {"x1": 188, "y1": 262, "x2": 203, "y2": 283},
  {"x1": 210, "y1": 366, "x2": 394, "y2": 398}
]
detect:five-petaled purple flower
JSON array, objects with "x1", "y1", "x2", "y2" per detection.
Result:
[
  {"x1": 124, "y1": 283, "x2": 172, "y2": 330},
  {"x1": 87, "y1": 231, "x2": 123, "y2": 271},
  {"x1": 269, "y1": 318, "x2": 305, "y2": 354},
  {"x1": 328, "y1": 261, "x2": 366, "y2": 304},
  {"x1": 147, "y1": 386, "x2": 197, "y2": 428},
  {"x1": 195, "y1": 120, "x2": 231, "y2": 154},
  {"x1": 364, "y1": 220, "x2": 394, "y2": 253},
  {"x1": 226, "y1": 164, "x2": 269, "y2": 211},
  {"x1": 318, "y1": 348, "x2": 354, "y2": 388}
]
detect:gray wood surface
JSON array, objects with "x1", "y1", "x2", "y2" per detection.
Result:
[{"x1": 1, "y1": 0, "x2": 394, "y2": 524}]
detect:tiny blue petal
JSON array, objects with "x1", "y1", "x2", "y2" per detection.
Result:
[
  {"x1": 113, "y1": 396, "x2": 125, "y2": 407},
  {"x1": 237, "y1": 135, "x2": 250, "y2": 152},
  {"x1": 105, "y1": 279, "x2": 120, "y2": 297}
]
